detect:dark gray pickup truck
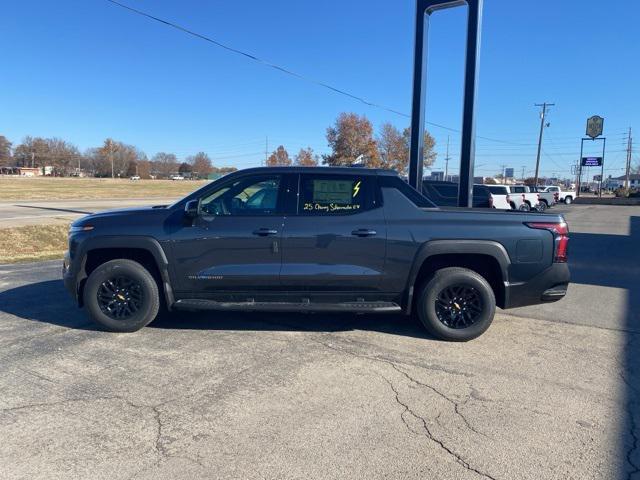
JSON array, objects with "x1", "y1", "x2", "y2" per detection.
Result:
[{"x1": 63, "y1": 166, "x2": 569, "y2": 341}]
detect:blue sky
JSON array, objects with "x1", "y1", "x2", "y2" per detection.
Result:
[{"x1": 1, "y1": 0, "x2": 638, "y2": 178}]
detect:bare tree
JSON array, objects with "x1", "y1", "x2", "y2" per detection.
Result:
[
  {"x1": 294, "y1": 147, "x2": 318, "y2": 167},
  {"x1": 13, "y1": 137, "x2": 50, "y2": 168},
  {"x1": 266, "y1": 145, "x2": 291, "y2": 166},
  {"x1": 137, "y1": 159, "x2": 152, "y2": 179},
  {"x1": 90, "y1": 139, "x2": 145, "y2": 178},
  {"x1": 188, "y1": 152, "x2": 213, "y2": 178},
  {"x1": 12, "y1": 136, "x2": 81, "y2": 175},
  {"x1": 323, "y1": 112, "x2": 380, "y2": 167},
  {"x1": 401, "y1": 127, "x2": 436, "y2": 172},
  {"x1": 0, "y1": 135, "x2": 12, "y2": 166},
  {"x1": 152, "y1": 152, "x2": 179, "y2": 178}
]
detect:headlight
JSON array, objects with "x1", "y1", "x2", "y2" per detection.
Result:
[{"x1": 69, "y1": 225, "x2": 94, "y2": 234}]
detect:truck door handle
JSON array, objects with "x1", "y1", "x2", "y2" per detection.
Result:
[
  {"x1": 351, "y1": 229, "x2": 377, "y2": 237},
  {"x1": 253, "y1": 228, "x2": 278, "y2": 236}
]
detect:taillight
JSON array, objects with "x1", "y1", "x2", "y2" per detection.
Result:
[
  {"x1": 489, "y1": 195, "x2": 494, "y2": 208},
  {"x1": 525, "y1": 222, "x2": 569, "y2": 263}
]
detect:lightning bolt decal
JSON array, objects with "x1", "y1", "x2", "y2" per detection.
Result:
[{"x1": 353, "y1": 181, "x2": 361, "y2": 197}]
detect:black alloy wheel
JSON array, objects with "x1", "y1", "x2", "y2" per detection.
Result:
[
  {"x1": 416, "y1": 267, "x2": 496, "y2": 341},
  {"x1": 84, "y1": 259, "x2": 160, "y2": 332},
  {"x1": 434, "y1": 284, "x2": 483, "y2": 329},
  {"x1": 97, "y1": 276, "x2": 144, "y2": 320}
]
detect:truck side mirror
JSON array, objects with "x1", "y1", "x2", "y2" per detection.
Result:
[{"x1": 184, "y1": 199, "x2": 199, "y2": 218}]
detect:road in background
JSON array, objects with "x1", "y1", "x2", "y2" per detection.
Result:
[
  {"x1": 0, "y1": 204, "x2": 638, "y2": 479},
  {"x1": 0, "y1": 199, "x2": 176, "y2": 228}
]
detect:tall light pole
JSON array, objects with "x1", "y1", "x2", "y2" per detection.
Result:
[
  {"x1": 534, "y1": 102, "x2": 554, "y2": 186},
  {"x1": 625, "y1": 127, "x2": 633, "y2": 188},
  {"x1": 444, "y1": 135, "x2": 450, "y2": 181}
]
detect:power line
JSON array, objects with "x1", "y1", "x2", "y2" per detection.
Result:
[
  {"x1": 104, "y1": 0, "x2": 408, "y2": 118},
  {"x1": 104, "y1": 0, "x2": 541, "y2": 147}
]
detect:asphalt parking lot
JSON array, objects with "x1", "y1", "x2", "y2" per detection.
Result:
[{"x1": 0, "y1": 204, "x2": 638, "y2": 480}]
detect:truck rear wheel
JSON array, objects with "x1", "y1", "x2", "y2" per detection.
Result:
[
  {"x1": 83, "y1": 259, "x2": 160, "y2": 332},
  {"x1": 416, "y1": 267, "x2": 496, "y2": 341},
  {"x1": 564, "y1": 196, "x2": 573, "y2": 205}
]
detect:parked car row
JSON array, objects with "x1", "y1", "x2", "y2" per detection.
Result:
[{"x1": 422, "y1": 181, "x2": 575, "y2": 212}]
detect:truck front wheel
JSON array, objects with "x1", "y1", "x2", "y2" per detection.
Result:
[
  {"x1": 416, "y1": 267, "x2": 496, "y2": 341},
  {"x1": 83, "y1": 259, "x2": 160, "y2": 332}
]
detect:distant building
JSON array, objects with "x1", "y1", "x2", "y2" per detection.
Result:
[
  {"x1": 429, "y1": 171, "x2": 445, "y2": 181},
  {"x1": 608, "y1": 174, "x2": 640, "y2": 189},
  {"x1": 0, "y1": 167, "x2": 42, "y2": 176}
]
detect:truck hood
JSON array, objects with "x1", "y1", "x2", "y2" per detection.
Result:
[{"x1": 71, "y1": 205, "x2": 169, "y2": 228}]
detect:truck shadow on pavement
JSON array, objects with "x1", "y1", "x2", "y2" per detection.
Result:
[
  {"x1": 569, "y1": 216, "x2": 639, "y2": 479},
  {"x1": 0, "y1": 278, "x2": 432, "y2": 340}
]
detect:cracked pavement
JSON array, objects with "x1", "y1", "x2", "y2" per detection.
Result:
[{"x1": 0, "y1": 204, "x2": 639, "y2": 479}]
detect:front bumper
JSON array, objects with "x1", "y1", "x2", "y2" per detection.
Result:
[
  {"x1": 62, "y1": 250, "x2": 78, "y2": 302},
  {"x1": 503, "y1": 263, "x2": 570, "y2": 309}
]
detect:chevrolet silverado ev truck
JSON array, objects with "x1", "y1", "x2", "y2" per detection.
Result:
[{"x1": 63, "y1": 167, "x2": 570, "y2": 341}]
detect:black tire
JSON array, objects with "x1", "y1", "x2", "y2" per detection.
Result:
[
  {"x1": 564, "y1": 196, "x2": 573, "y2": 205},
  {"x1": 83, "y1": 259, "x2": 160, "y2": 332},
  {"x1": 519, "y1": 202, "x2": 530, "y2": 212},
  {"x1": 416, "y1": 267, "x2": 496, "y2": 342},
  {"x1": 536, "y1": 201, "x2": 547, "y2": 213}
]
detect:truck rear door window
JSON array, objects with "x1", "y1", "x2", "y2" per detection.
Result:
[
  {"x1": 379, "y1": 176, "x2": 435, "y2": 208},
  {"x1": 298, "y1": 174, "x2": 376, "y2": 215}
]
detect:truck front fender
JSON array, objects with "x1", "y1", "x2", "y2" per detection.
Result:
[{"x1": 73, "y1": 235, "x2": 174, "y2": 309}]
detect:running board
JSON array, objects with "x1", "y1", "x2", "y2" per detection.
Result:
[{"x1": 173, "y1": 299, "x2": 401, "y2": 313}]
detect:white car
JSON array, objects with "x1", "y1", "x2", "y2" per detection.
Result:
[
  {"x1": 130, "y1": 175, "x2": 141, "y2": 181},
  {"x1": 486, "y1": 185, "x2": 522, "y2": 210},
  {"x1": 540, "y1": 186, "x2": 575, "y2": 205},
  {"x1": 171, "y1": 175, "x2": 185, "y2": 181}
]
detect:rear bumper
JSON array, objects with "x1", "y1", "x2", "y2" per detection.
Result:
[{"x1": 503, "y1": 263, "x2": 570, "y2": 309}]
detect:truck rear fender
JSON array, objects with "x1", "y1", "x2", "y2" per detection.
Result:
[{"x1": 405, "y1": 240, "x2": 511, "y2": 314}]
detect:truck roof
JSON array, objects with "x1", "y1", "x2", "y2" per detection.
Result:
[{"x1": 231, "y1": 166, "x2": 399, "y2": 176}]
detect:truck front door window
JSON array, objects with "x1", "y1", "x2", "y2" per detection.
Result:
[{"x1": 200, "y1": 176, "x2": 281, "y2": 216}]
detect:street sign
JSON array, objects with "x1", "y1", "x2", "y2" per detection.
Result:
[
  {"x1": 586, "y1": 115, "x2": 604, "y2": 139},
  {"x1": 581, "y1": 157, "x2": 603, "y2": 167},
  {"x1": 505, "y1": 167, "x2": 514, "y2": 178}
]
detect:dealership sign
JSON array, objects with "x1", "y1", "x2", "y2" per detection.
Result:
[
  {"x1": 586, "y1": 116, "x2": 604, "y2": 139},
  {"x1": 581, "y1": 157, "x2": 603, "y2": 167}
]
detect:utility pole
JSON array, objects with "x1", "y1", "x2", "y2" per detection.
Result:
[
  {"x1": 444, "y1": 135, "x2": 450, "y2": 181},
  {"x1": 534, "y1": 102, "x2": 554, "y2": 186},
  {"x1": 110, "y1": 142, "x2": 114, "y2": 179},
  {"x1": 625, "y1": 127, "x2": 633, "y2": 188},
  {"x1": 521, "y1": 165, "x2": 526, "y2": 182},
  {"x1": 499, "y1": 164, "x2": 507, "y2": 181}
]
